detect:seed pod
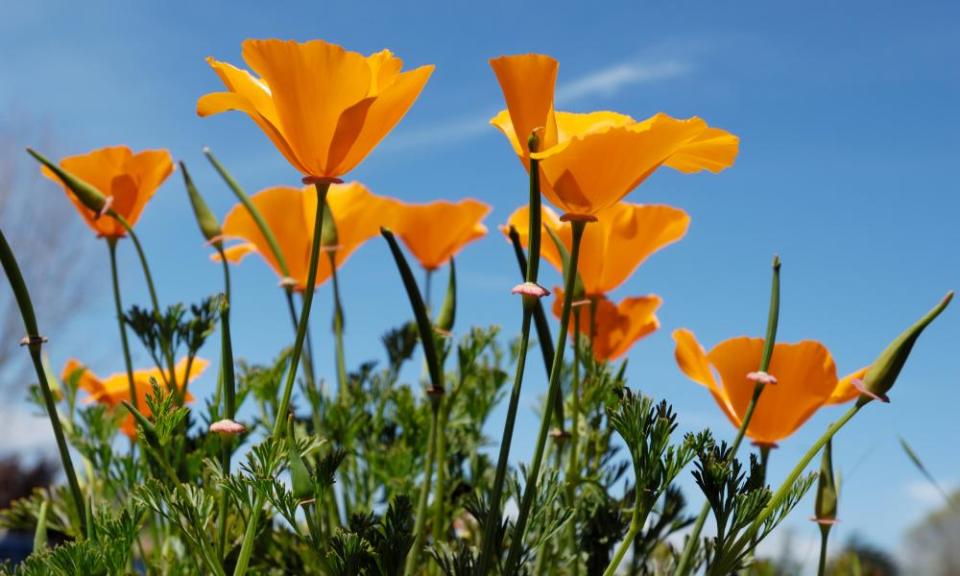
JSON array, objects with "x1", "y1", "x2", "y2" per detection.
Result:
[
  {"x1": 286, "y1": 416, "x2": 313, "y2": 501},
  {"x1": 861, "y1": 292, "x2": 952, "y2": 402},
  {"x1": 814, "y1": 439, "x2": 838, "y2": 526},
  {"x1": 180, "y1": 161, "x2": 223, "y2": 246},
  {"x1": 435, "y1": 258, "x2": 456, "y2": 333},
  {"x1": 28, "y1": 148, "x2": 107, "y2": 214},
  {"x1": 319, "y1": 195, "x2": 338, "y2": 249}
]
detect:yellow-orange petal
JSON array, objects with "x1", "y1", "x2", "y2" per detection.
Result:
[
  {"x1": 330, "y1": 65, "x2": 434, "y2": 175},
  {"x1": 827, "y1": 366, "x2": 871, "y2": 405},
  {"x1": 533, "y1": 114, "x2": 737, "y2": 216},
  {"x1": 489, "y1": 54, "x2": 559, "y2": 158},
  {"x1": 577, "y1": 203, "x2": 690, "y2": 295},
  {"x1": 554, "y1": 290, "x2": 661, "y2": 361},
  {"x1": 388, "y1": 198, "x2": 491, "y2": 270},
  {"x1": 241, "y1": 39, "x2": 374, "y2": 177},
  {"x1": 673, "y1": 329, "x2": 738, "y2": 425},
  {"x1": 711, "y1": 339, "x2": 838, "y2": 445},
  {"x1": 212, "y1": 243, "x2": 258, "y2": 263},
  {"x1": 43, "y1": 146, "x2": 173, "y2": 238}
]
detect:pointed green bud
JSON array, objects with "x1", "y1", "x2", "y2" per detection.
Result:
[
  {"x1": 180, "y1": 161, "x2": 223, "y2": 247},
  {"x1": 286, "y1": 415, "x2": 314, "y2": 501},
  {"x1": 814, "y1": 439, "x2": 838, "y2": 527},
  {"x1": 27, "y1": 148, "x2": 107, "y2": 214},
  {"x1": 860, "y1": 291, "x2": 952, "y2": 403},
  {"x1": 319, "y1": 196, "x2": 338, "y2": 249},
  {"x1": 435, "y1": 258, "x2": 456, "y2": 333},
  {"x1": 33, "y1": 499, "x2": 49, "y2": 552}
]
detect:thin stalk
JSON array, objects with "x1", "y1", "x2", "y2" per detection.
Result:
[
  {"x1": 0, "y1": 228, "x2": 86, "y2": 535},
  {"x1": 406, "y1": 407, "x2": 440, "y2": 575},
  {"x1": 505, "y1": 220, "x2": 587, "y2": 573},
  {"x1": 329, "y1": 251, "x2": 348, "y2": 392},
  {"x1": 604, "y1": 506, "x2": 643, "y2": 576},
  {"x1": 233, "y1": 181, "x2": 331, "y2": 576},
  {"x1": 216, "y1": 251, "x2": 235, "y2": 560},
  {"x1": 432, "y1": 398, "x2": 452, "y2": 546},
  {"x1": 566, "y1": 312, "x2": 582, "y2": 576},
  {"x1": 731, "y1": 404, "x2": 862, "y2": 559},
  {"x1": 476, "y1": 137, "x2": 546, "y2": 576},
  {"x1": 817, "y1": 527, "x2": 830, "y2": 576},
  {"x1": 673, "y1": 256, "x2": 781, "y2": 576},
  {"x1": 424, "y1": 268, "x2": 434, "y2": 311},
  {"x1": 284, "y1": 291, "x2": 318, "y2": 391},
  {"x1": 107, "y1": 239, "x2": 138, "y2": 411}
]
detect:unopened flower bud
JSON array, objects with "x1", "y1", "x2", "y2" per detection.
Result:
[
  {"x1": 180, "y1": 161, "x2": 223, "y2": 247},
  {"x1": 813, "y1": 439, "x2": 838, "y2": 528},
  {"x1": 28, "y1": 148, "x2": 107, "y2": 215}
]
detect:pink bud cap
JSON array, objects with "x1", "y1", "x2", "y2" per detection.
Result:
[
  {"x1": 747, "y1": 371, "x2": 778, "y2": 385},
  {"x1": 512, "y1": 282, "x2": 550, "y2": 298},
  {"x1": 210, "y1": 419, "x2": 246, "y2": 435}
]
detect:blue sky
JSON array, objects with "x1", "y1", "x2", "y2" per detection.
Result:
[{"x1": 1, "y1": 0, "x2": 958, "y2": 567}]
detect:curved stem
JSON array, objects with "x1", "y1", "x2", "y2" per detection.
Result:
[
  {"x1": 0, "y1": 228, "x2": 86, "y2": 535},
  {"x1": 233, "y1": 181, "x2": 331, "y2": 576},
  {"x1": 216, "y1": 246, "x2": 233, "y2": 561},
  {"x1": 505, "y1": 220, "x2": 587, "y2": 573},
  {"x1": 406, "y1": 407, "x2": 439, "y2": 575},
  {"x1": 107, "y1": 239, "x2": 138, "y2": 411},
  {"x1": 604, "y1": 506, "x2": 642, "y2": 576},
  {"x1": 673, "y1": 256, "x2": 781, "y2": 576}
]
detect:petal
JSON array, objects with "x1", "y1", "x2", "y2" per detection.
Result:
[
  {"x1": 389, "y1": 198, "x2": 491, "y2": 270},
  {"x1": 52, "y1": 146, "x2": 133, "y2": 237},
  {"x1": 554, "y1": 110, "x2": 635, "y2": 141},
  {"x1": 713, "y1": 339, "x2": 838, "y2": 445},
  {"x1": 212, "y1": 243, "x2": 257, "y2": 263},
  {"x1": 175, "y1": 357, "x2": 210, "y2": 385},
  {"x1": 198, "y1": 58, "x2": 309, "y2": 175},
  {"x1": 533, "y1": 114, "x2": 734, "y2": 216},
  {"x1": 117, "y1": 149, "x2": 174, "y2": 228},
  {"x1": 827, "y1": 366, "x2": 871, "y2": 405},
  {"x1": 489, "y1": 54, "x2": 559, "y2": 156},
  {"x1": 221, "y1": 186, "x2": 312, "y2": 288},
  {"x1": 673, "y1": 329, "x2": 739, "y2": 425},
  {"x1": 578, "y1": 203, "x2": 690, "y2": 294},
  {"x1": 602, "y1": 294, "x2": 662, "y2": 360},
  {"x1": 663, "y1": 126, "x2": 740, "y2": 173},
  {"x1": 241, "y1": 39, "x2": 374, "y2": 176},
  {"x1": 308, "y1": 181, "x2": 394, "y2": 274},
  {"x1": 331, "y1": 65, "x2": 434, "y2": 175}
]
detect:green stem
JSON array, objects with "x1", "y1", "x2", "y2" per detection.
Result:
[
  {"x1": 730, "y1": 404, "x2": 862, "y2": 560},
  {"x1": 673, "y1": 255, "x2": 781, "y2": 576},
  {"x1": 233, "y1": 181, "x2": 331, "y2": 576},
  {"x1": 505, "y1": 220, "x2": 587, "y2": 573},
  {"x1": 0, "y1": 228, "x2": 86, "y2": 535},
  {"x1": 566, "y1": 311, "x2": 582, "y2": 576},
  {"x1": 216, "y1": 253, "x2": 236, "y2": 560},
  {"x1": 107, "y1": 239, "x2": 138, "y2": 411},
  {"x1": 432, "y1": 400, "x2": 451, "y2": 546},
  {"x1": 284, "y1": 291, "x2": 318, "y2": 394},
  {"x1": 604, "y1": 508, "x2": 642, "y2": 576},
  {"x1": 476, "y1": 138, "x2": 546, "y2": 576},
  {"x1": 406, "y1": 406, "x2": 439, "y2": 575},
  {"x1": 329, "y1": 251, "x2": 348, "y2": 392},
  {"x1": 817, "y1": 527, "x2": 830, "y2": 576}
]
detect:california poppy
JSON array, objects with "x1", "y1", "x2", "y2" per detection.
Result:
[
  {"x1": 503, "y1": 202, "x2": 689, "y2": 295},
  {"x1": 40, "y1": 146, "x2": 173, "y2": 238},
  {"x1": 198, "y1": 39, "x2": 433, "y2": 180},
  {"x1": 386, "y1": 198, "x2": 490, "y2": 271},
  {"x1": 673, "y1": 329, "x2": 868, "y2": 446},
  {"x1": 553, "y1": 288, "x2": 661, "y2": 361},
  {"x1": 490, "y1": 54, "x2": 738, "y2": 219},
  {"x1": 62, "y1": 357, "x2": 209, "y2": 438},
  {"x1": 214, "y1": 181, "x2": 390, "y2": 290}
]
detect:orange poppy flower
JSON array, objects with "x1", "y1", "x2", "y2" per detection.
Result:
[
  {"x1": 552, "y1": 288, "x2": 661, "y2": 361},
  {"x1": 198, "y1": 39, "x2": 433, "y2": 179},
  {"x1": 61, "y1": 357, "x2": 209, "y2": 438},
  {"x1": 672, "y1": 329, "x2": 869, "y2": 446},
  {"x1": 503, "y1": 202, "x2": 689, "y2": 295},
  {"x1": 40, "y1": 146, "x2": 173, "y2": 238},
  {"x1": 386, "y1": 198, "x2": 490, "y2": 271},
  {"x1": 214, "y1": 181, "x2": 391, "y2": 291},
  {"x1": 490, "y1": 54, "x2": 738, "y2": 219}
]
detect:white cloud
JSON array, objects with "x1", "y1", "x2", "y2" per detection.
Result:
[
  {"x1": 386, "y1": 57, "x2": 691, "y2": 150},
  {"x1": 906, "y1": 478, "x2": 955, "y2": 507},
  {"x1": 555, "y1": 60, "x2": 688, "y2": 105}
]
